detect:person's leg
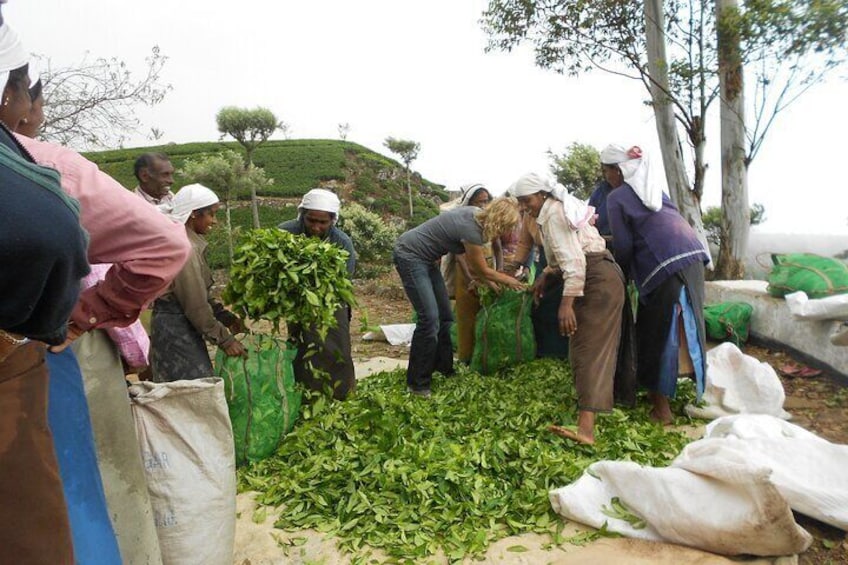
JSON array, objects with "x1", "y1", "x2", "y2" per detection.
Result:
[
  {"x1": 454, "y1": 268, "x2": 478, "y2": 363},
  {"x1": 0, "y1": 343, "x2": 74, "y2": 565},
  {"x1": 72, "y1": 331, "x2": 163, "y2": 565},
  {"x1": 394, "y1": 255, "x2": 441, "y2": 392},
  {"x1": 430, "y1": 262, "x2": 455, "y2": 376}
]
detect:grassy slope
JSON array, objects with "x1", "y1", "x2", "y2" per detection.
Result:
[{"x1": 85, "y1": 138, "x2": 450, "y2": 269}]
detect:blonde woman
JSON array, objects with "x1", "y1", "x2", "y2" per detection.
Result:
[{"x1": 393, "y1": 197, "x2": 525, "y2": 397}]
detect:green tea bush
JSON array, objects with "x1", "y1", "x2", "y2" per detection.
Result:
[{"x1": 337, "y1": 203, "x2": 402, "y2": 278}]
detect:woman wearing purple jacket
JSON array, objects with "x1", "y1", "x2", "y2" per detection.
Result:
[{"x1": 605, "y1": 145, "x2": 711, "y2": 424}]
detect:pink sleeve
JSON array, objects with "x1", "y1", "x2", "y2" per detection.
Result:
[
  {"x1": 81, "y1": 264, "x2": 150, "y2": 367},
  {"x1": 17, "y1": 135, "x2": 191, "y2": 330},
  {"x1": 105, "y1": 321, "x2": 150, "y2": 368}
]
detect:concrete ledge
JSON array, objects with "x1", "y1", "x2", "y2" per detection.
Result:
[{"x1": 706, "y1": 280, "x2": 847, "y2": 381}]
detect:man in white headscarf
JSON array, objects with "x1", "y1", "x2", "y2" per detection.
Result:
[{"x1": 279, "y1": 188, "x2": 357, "y2": 399}]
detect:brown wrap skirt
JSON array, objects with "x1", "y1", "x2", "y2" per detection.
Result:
[{"x1": 570, "y1": 251, "x2": 625, "y2": 412}]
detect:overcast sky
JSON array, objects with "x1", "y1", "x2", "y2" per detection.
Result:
[{"x1": 7, "y1": 0, "x2": 848, "y2": 234}]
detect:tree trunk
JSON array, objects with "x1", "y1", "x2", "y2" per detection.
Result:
[
  {"x1": 645, "y1": 0, "x2": 714, "y2": 269},
  {"x1": 406, "y1": 166, "x2": 414, "y2": 218},
  {"x1": 246, "y1": 148, "x2": 261, "y2": 229},
  {"x1": 225, "y1": 197, "x2": 234, "y2": 264},
  {"x1": 716, "y1": 0, "x2": 749, "y2": 279}
]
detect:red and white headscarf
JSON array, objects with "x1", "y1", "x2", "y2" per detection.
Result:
[{"x1": 600, "y1": 144, "x2": 663, "y2": 212}]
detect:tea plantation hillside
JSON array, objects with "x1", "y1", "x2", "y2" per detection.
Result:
[{"x1": 84, "y1": 138, "x2": 449, "y2": 224}]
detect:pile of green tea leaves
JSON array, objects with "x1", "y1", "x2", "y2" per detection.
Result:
[
  {"x1": 241, "y1": 359, "x2": 697, "y2": 563},
  {"x1": 223, "y1": 229, "x2": 356, "y2": 338}
]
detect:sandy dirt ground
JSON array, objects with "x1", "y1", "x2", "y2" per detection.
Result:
[{"x1": 230, "y1": 271, "x2": 847, "y2": 565}]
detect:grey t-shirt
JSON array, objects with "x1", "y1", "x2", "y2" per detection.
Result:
[{"x1": 394, "y1": 206, "x2": 485, "y2": 263}]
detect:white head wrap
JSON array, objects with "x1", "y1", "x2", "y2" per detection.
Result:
[
  {"x1": 298, "y1": 188, "x2": 340, "y2": 223},
  {"x1": 600, "y1": 144, "x2": 663, "y2": 212},
  {"x1": 509, "y1": 172, "x2": 595, "y2": 229},
  {"x1": 169, "y1": 183, "x2": 219, "y2": 225},
  {"x1": 459, "y1": 183, "x2": 489, "y2": 207},
  {"x1": 0, "y1": 19, "x2": 29, "y2": 93}
]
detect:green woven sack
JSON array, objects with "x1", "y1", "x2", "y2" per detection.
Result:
[
  {"x1": 471, "y1": 289, "x2": 536, "y2": 375},
  {"x1": 216, "y1": 334, "x2": 301, "y2": 465},
  {"x1": 767, "y1": 253, "x2": 848, "y2": 299},
  {"x1": 704, "y1": 302, "x2": 754, "y2": 346}
]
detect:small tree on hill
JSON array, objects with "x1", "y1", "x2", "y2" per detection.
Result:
[
  {"x1": 181, "y1": 150, "x2": 273, "y2": 263},
  {"x1": 216, "y1": 106, "x2": 280, "y2": 228},
  {"x1": 384, "y1": 136, "x2": 420, "y2": 218},
  {"x1": 36, "y1": 46, "x2": 170, "y2": 149},
  {"x1": 338, "y1": 122, "x2": 350, "y2": 140},
  {"x1": 548, "y1": 142, "x2": 601, "y2": 201}
]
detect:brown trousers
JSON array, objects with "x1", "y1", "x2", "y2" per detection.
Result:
[
  {"x1": 570, "y1": 252, "x2": 625, "y2": 412},
  {"x1": 0, "y1": 342, "x2": 74, "y2": 564},
  {"x1": 454, "y1": 267, "x2": 481, "y2": 363}
]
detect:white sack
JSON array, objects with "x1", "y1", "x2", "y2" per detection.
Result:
[
  {"x1": 785, "y1": 290, "x2": 848, "y2": 321},
  {"x1": 685, "y1": 342, "x2": 789, "y2": 420},
  {"x1": 550, "y1": 459, "x2": 811, "y2": 556},
  {"x1": 683, "y1": 414, "x2": 848, "y2": 530},
  {"x1": 130, "y1": 378, "x2": 237, "y2": 565},
  {"x1": 379, "y1": 324, "x2": 416, "y2": 346}
]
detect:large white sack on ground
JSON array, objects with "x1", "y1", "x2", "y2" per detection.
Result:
[
  {"x1": 550, "y1": 459, "x2": 811, "y2": 556},
  {"x1": 679, "y1": 414, "x2": 848, "y2": 530},
  {"x1": 785, "y1": 290, "x2": 848, "y2": 321},
  {"x1": 685, "y1": 342, "x2": 789, "y2": 420},
  {"x1": 130, "y1": 378, "x2": 237, "y2": 565}
]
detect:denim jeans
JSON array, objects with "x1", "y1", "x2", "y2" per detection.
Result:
[{"x1": 393, "y1": 252, "x2": 454, "y2": 390}]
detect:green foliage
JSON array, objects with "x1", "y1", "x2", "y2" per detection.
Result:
[
  {"x1": 205, "y1": 205, "x2": 297, "y2": 269},
  {"x1": 702, "y1": 202, "x2": 766, "y2": 245},
  {"x1": 336, "y1": 202, "x2": 402, "y2": 279},
  {"x1": 383, "y1": 136, "x2": 420, "y2": 166},
  {"x1": 223, "y1": 229, "x2": 356, "y2": 339},
  {"x1": 241, "y1": 360, "x2": 694, "y2": 562},
  {"x1": 548, "y1": 142, "x2": 601, "y2": 201},
  {"x1": 181, "y1": 149, "x2": 273, "y2": 203}
]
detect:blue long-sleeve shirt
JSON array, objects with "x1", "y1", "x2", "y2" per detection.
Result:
[
  {"x1": 607, "y1": 184, "x2": 709, "y2": 297},
  {"x1": 587, "y1": 180, "x2": 614, "y2": 236}
]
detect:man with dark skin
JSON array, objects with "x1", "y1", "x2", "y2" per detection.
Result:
[
  {"x1": 134, "y1": 152, "x2": 176, "y2": 213},
  {"x1": 279, "y1": 189, "x2": 357, "y2": 400}
]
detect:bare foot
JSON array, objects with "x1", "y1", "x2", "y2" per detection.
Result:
[
  {"x1": 648, "y1": 392, "x2": 674, "y2": 425},
  {"x1": 649, "y1": 408, "x2": 673, "y2": 425},
  {"x1": 548, "y1": 425, "x2": 595, "y2": 445}
]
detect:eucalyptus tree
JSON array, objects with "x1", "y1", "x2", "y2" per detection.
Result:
[{"x1": 483, "y1": 0, "x2": 848, "y2": 278}]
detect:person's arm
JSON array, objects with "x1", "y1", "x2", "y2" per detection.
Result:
[
  {"x1": 492, "y1": 238, "x2": 504, "y2": 272},
  {"x1": 463, "y1": 242, "x2": 524, "y2": 291},
  {"x1": 171, "y1": 253, "x2": 236, "y2": 348},
  {"x1": 15, "y1": 135, "x2": 191, "y2": 333},
  {"x1": 542, "y1": 205, "x2": 588, "y2": 298},
  {"x1": 607, "y1": 191, "x2": 633, "y2": 273}
]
